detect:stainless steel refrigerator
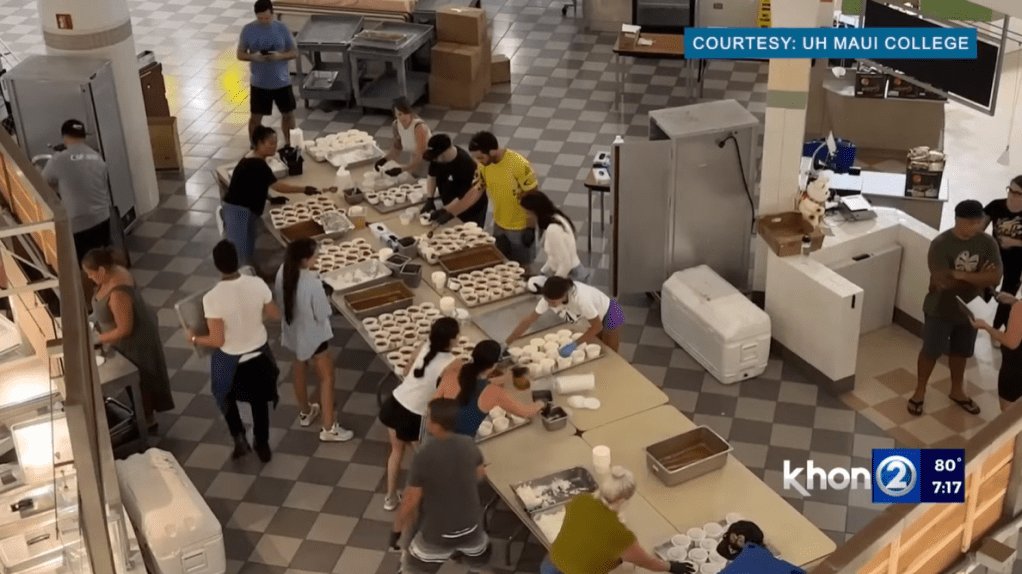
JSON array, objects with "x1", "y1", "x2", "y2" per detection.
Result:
[
  {"x1": 2, "y1": 55, "x2": 137, "y2": 231},
  {"x1": 611, "y1": 100, "x2": 760, "y2": 296}
]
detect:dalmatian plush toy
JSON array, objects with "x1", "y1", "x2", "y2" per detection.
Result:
[{"x1": 797, "y1": 170, "x2": 833, "y2": 228}]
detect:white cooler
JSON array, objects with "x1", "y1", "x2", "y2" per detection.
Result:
[
  {"x1": 116, "y1": 449, "x2": 225, "y2": 574},
  {"x1": 661, "y1": 265, "x2": 771, "y2": 384}
]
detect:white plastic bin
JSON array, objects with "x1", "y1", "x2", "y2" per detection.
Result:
[
  {"x1": 661, "y1": 265, "x2": 771, "y2": 384},
  {"x1": 116, "y1": 449, "x2": 225, "y2": 574}
]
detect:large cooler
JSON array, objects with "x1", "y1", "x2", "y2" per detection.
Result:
[
  {"x1": 662, "y1": 265, "x2": 771, "y2": 384},
  {"x1": 115, "y1": 449, "x2": 225, "y2": 574}
]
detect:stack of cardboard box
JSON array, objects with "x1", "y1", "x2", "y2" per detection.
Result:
[{"x1": 430, "y1": 6, "x2": 491, "y2": 110}]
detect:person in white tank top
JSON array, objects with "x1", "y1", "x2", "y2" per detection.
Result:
[
  {"x1": 379, "y1": 317, "x2": 460, "y2": 510},
  {"x1": 377, "y1": 97, "x2": 432, "y2": 179}
]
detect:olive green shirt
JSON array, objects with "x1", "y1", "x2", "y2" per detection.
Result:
[
  {"x1": 922, "y1": 229, "x2": 1001, "y2": 323},
  {"x1": 549, "y1": 494, "x2": 636, "y2": 574}
]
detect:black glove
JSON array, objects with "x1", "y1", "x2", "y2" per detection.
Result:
[
  {"x1": 374, "y1": 158, "x2": 387, "y2": 171},
  {"x1": 521, "y1": 228, "x2": 536, "y2": 248},
  {"x1": 669, "y1": 561, "x2": 695, "y2": 574},
  {"x1": 385, "y1": 167, "x2": 403, "y2": 177},
  {"x1": 304, "y1": 186, "x2": 321, "y2": 196},
  {"x1": 431, "y1": 209, "x2": 454, "y2": 225},
  {"x1": 52, "y1": 143, "x2": 67, "y2": 152},
  {"x1": 419, "y1": 200, "x2": 437, "y2": 214},
  {"x1": 388, "y1": 531, "x2": 401, "y2": 551},
  {"x1": 268, "y1": 196, "x2": 288, "y2": 205}
]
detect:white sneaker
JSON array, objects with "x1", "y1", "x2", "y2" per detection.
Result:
[
  {"x1": 320, "y1": 423, "x2": 354, "y2": 442},
  {"x1": 384, "y1": 492, "x2": 402, "y2": 511},
  {"x1": 299, "y1": 403, "x2": 321, "y2": 427}
]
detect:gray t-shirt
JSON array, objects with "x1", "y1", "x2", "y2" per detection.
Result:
[
  {"x1": 409, "y1": 433, "x2": 484, "y2": 546},
  {"x1": 923, "y1": 229, "x2": 1001, "y2": 322},
  {"x1": 41, "y1": 143, "x2": 110, "y2": 233}
]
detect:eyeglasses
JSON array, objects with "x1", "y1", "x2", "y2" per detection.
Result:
[{"x1": 1009, "y1": 187, "x2": 1022, "y2": 196}]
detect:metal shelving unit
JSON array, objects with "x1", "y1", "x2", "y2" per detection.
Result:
[
  {"x1": 295, "y1": 15, "x2": 365, "y2": 108},
  {"x1": 348, "y1": 22, "x2": 433, "y2": 111}
]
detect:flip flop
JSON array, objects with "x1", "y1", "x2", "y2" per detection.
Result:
[
  {"x1": 950, "y1": 396, "x2": 981, "y2": 415},
  {"x1": 907, "y1": 399, "x2": 924, "y2": 416}
]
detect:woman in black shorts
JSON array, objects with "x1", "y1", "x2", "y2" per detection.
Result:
[
  {"x1": 973, "y1": 292, "x2": 1022, "y2": 411},
  {"x1": 379, "y1": 317, "x2": 460, "y2": 511}
]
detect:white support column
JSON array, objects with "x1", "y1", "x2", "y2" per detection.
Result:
[
  {"x1": 36, "y1": 0, "x2": 159, "y2": 217},
  {"x1": 753, "y1": 0, "x2": 827, "y2": 291}
]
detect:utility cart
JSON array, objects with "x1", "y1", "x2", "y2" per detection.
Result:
[{"x1": 295, "y1": 15, "x2": 365, "y2": 108}]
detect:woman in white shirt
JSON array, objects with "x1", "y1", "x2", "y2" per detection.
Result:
[
  {"x1": 519, "y1": 191, "x2": 587, "y2": 281},
  {"x1": 378, "y1": 317, "x2": 461, "y2": 511},
  {"x1": 505, "y1": 276, "x2": 624, "y2": 353},
  {"x1": 375, "y1": 97, "x2": 431, "y2": 179},
  {"x1": 276, "y1": 238, "x2": 354, "y2": 443}
]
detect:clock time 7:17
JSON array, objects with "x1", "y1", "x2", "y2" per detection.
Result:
[{"x1": 932, "y1": 481, "x2": 962, "y2": 494}]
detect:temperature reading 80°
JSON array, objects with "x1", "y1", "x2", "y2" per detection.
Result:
[{"x1": 935, "y1": 459, "x2": 959, "y2": 472}]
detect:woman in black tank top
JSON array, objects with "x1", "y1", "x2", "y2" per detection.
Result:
[{"x1": 973, "y1": 293, "x2": 1022, "y2": 411}]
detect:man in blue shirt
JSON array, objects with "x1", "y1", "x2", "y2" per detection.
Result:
[{"x1": 237, "y1": 0, "x2": 298, "y2": 146}]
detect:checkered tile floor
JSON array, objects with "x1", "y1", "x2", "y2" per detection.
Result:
[{"x1": 2, "y1": 0, "x2": 1017, "y2": 572}]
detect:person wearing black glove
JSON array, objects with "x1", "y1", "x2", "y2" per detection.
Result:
[
  {"x1": 303, "y1": 186, "x2": 320, "y2": 196},
  {"x1": 267, "y1": 196, "x2": 288, "y2": 206},
  {"x1": 540, "y1": 466, "x2": 684, "y2": 574},
  {"x1": 379, "y1": 97, "x2": 432, "y2": 178},
  {"x1": 384, "y1": 167, "x2": 403, "y2": 177},
  {"x1": 374, "y1": 157, "x2": 388, "y2": 171},
  {"x1": 419, "y1": 199, "x2": 437, "y2": 214},
  {"x1": 422, "y1": 134, "x2": 489, "y2": 228},
  {"x1": 429, "y1": 209, "x2": 454, "y2": 225},
  {"x1": 220, "y1": 126, "x2": 313, "y2": 270}
]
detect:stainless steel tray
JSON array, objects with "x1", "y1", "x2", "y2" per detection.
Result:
[
  {"x1": 315, "y1": 210, "x2": 355, "y2": 237},
  {"x1": 322, "y1": 259, "x2": 392, "y2": 294},
  {"x1": 328, "y1": 143, "x2": 384, "y2": 168},
  {"x1": 645, "y1": 427, "x2": 731, "y2": 487},
  {"x1": 529, "y1": 505, "x2": 568, "y2": 545},
  {"x1": 342, "y1": 279, "x2": 414, "y2": 320},
  {"x1": 475, "y1": 415, "x2": 532, "y2": 443},
  {"x1": 653, "y1": 540, "x2": 677, "y2": 562},
  {"x1": 511, "y1": 466, "x2": 599, "y2": 514},
  {"x1": 472, "y1": 296, "x2": 567, "y2": 343}
]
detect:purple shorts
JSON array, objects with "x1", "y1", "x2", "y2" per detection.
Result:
[{"x1": 603, "y1": 300, "x2": 624, "y2": 330}]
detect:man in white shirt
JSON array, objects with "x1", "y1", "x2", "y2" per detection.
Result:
[{"x1": 190, "y1": 240, "x2": 282, "y2": 462}]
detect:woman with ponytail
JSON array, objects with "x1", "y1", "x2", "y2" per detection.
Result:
[
  {"x1": 275, "y1": 238, "x2": 353, "y2": 443},
  {"x1": 433, "y1": 340, "x2": 545, "y2": 437},
  {"x1": 378, "y1": 317, "x2": 461, "y2": 510},
  {"x1": 505, "y1": 276, "x2": 624, "y2": 353}
]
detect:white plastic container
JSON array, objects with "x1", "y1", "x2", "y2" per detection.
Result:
[
  {"x1": 116, "y1": 449, "x2": 226, "y2": 574},
  {"x1": 661, "y1": 265, "x2": 770, "y2": 384}
]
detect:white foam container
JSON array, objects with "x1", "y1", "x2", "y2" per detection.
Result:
[
  {"x1": 116, "y1": 449, "x2": 225, "y2": 574},
  {"x1": 661, "y1": 265, "x2": 771, "y2": 384}
]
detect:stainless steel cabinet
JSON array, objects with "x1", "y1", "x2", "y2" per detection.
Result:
[
  {"x1": 611, "y1": 100, "x2": 760, "y2": 296},
  {"x1": 3, "y1": 56, "x2": 138, "y2": 231}
]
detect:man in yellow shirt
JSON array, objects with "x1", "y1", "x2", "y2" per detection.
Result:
[{"x1": 468, "y1": 131, "x2": 539, "y2": 266}]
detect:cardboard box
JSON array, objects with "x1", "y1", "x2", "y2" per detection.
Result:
[
  {"x1": 431, "y1": 42, "x2": 485, "y2": 81},
  {"x1": 429, "y1": 73, "x2": 489, "y2": 110},
  {"x1": 854, "y1": 71, "x2": 887, "y2": 98},
  {"x1": 905, "y1": 168, "x2": 943, "y2": 198},
  {"x1": 436, "y1": 6, "x2": 487, "y2": 46},
  {"x1": 491, "y1": 54, "x2": 510, "y2": 84},
  {"x1": 147, "y1": 116, "x2": 182, "y2": 171},
  {"x1": 757, "y1": 212, "x2": 824, "y2": 257}
]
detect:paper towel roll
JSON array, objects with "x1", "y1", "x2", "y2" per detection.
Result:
[
  {"x1": 556, "y1": 374, "x2": 595, "y2": 394},
  {"x1": 290, "y1": 128, "x2": 304, "y2": 149},
  {"x1": 593, "y1": 445, "x2": 611, "y2": 472}
]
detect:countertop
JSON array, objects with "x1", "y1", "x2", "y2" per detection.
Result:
[{"x1": 582, "y1": 406, "x2": 837, "y2": 568}]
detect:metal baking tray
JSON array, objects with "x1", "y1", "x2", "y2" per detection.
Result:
[
  {"x1": 354, "y1": 30, "x2": 408, "y2": 43},
  {"x1": 645, "y1": 426, "x2": 731, "y2": 487},
  {"x1": 328, "y1": 143, "x2": 384, "y2": 168},
  {"x1": 322, "y1": 259, "x2": 392, "y2": 294},
  {"x1": 370, "y1": 195, "x2": 427, "y2": 214},
  {"x1": 281, "y1": 220, "x2": 326, "y2": 243},
  {"x1": 315, "y1": 211, "x2": 354, "y2": 237},
  {"x1": 511, "y1": 466, "x2": 599, "y2": 514},
  {"x1": 439, "y1": 244, "x2": 506, "y2": 276},
  {"x1": 342, "y1": 279, "x2": 414, "y2": 319},
  {"x1": 529, "y1": 505, "x2": 568, "y2": 545},
  {"x1": 475, "y1": 415, "x2": 532, "y2": 443},
  {"x1": 454, "y1": 283, "x2": 528, "y2": 308}
]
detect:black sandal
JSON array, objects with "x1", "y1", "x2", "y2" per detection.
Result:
[
  {"x1": 907, "y1": 399, "x2": 924, "y2": 416},
  {"x1": 950, "y1": 396, "x2": 981, "y2": 415}
]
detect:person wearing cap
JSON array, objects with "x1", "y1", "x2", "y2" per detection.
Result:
[
  {"x1": 237, "y1": 0, "x2": 298, "y2": 146},
  {"x1": 420, "y1": 134, "x2": 488, "y2": 228},
  {"x1": 42, "y1": 119, "x2": 111, "y2": 265},
  {"x1": 468, "y1": 131, "x2": 539, "y2": 266},
  {"x1": 909, "y1": 199, "x2": 1002, "y2": 416}
]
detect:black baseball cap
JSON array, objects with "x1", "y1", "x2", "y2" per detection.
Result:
[
  {"x1": 422, "y1": 134, "x2": 452, "y2": 162},
  {"x1": 60, "y1": 119, "x2": 88, "y2": 138},
  {"x1": 954, "y1": 199, "x2": 984, "y2": 219}
]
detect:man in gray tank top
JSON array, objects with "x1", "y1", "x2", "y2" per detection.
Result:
[{"x1": 41, "y1": 119, "x2": 111, "y2": 263}]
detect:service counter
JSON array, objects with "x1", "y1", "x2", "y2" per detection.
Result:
[{"x1": 765, "y1": 207, "x2": 935, "y2": 394}]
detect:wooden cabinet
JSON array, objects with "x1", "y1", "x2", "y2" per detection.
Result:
[{"x1": 139, "y1": 64, "x2": 170, "y2": 118}]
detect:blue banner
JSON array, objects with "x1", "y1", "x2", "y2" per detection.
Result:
[{"x1": 683, "y1": 28, "x2": 976, "y2": 59}]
